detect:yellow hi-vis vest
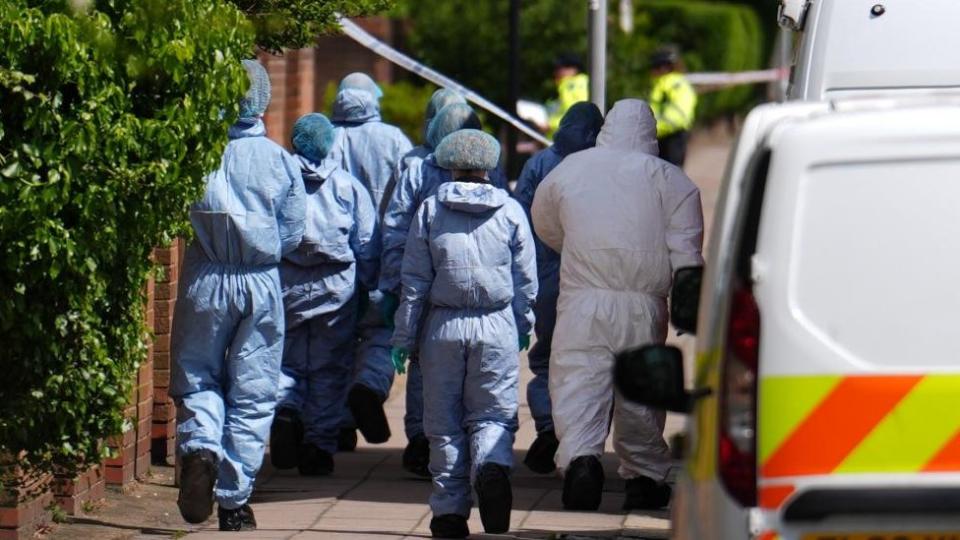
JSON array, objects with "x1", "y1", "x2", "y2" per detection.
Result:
[
  {"x1": 650, "y1": 71, "x2": 697, "y2": 138},
  {"x1": 548, "y1": 73, "x2": 590, "y2": 137}
]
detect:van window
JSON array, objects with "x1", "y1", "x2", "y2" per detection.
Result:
[{"x1": 790, "y1": 159, "x2": 960, "y2": 369}]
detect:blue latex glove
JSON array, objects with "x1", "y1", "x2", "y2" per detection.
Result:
[
  {"x1": 381, "y1": 292, "x2": 400, "y2": 330},
  {"x1": 391, "y1": 347, "x2": 409, "y2": 375},
  {"x1": 518, "y1": 334, "x2": 531, "y2": 352}
]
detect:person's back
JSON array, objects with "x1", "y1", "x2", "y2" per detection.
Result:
[
  {"x1": 531, "y1": 98, "x2": 702, "y2": 513},
  {"x1": 191, "y1": 120, "x2": 305, "y2": 267},
  {"x1": 329, "y1": 88, "x2": 413, "y2": 209}
]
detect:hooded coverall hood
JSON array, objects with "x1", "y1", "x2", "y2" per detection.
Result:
[
  {"x1": 437, "y1": 181, "x2": 507, "y2": 214},
  {"x1": 552, "y1": 102, "x2": 604, "y2": 157},
  {"x1": 596, "y1": 98, "x2": 660, "y2": 156},
  {"x1": 332, "y1": 88, "x2": 382, "y2": 123}
]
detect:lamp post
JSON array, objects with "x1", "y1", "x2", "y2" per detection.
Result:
[{"x1": 588, "y1": 0, "x2": 607, "y2": 112}]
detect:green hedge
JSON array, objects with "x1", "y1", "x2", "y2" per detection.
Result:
[{"x1": 610, "y1": 0, "x2": 765, "y2": 120}]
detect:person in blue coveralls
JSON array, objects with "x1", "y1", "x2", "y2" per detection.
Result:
[
  {"x1": 170, "y1": 59, "x2": 306, "y2": 532},
  {"x1": 512, "y1": 102, "x2": 604, "y2": 474},
  {"x1": 269, "y1": 112, "x2": 379, "y2": 476},
  {"x1": 379, "y1": 102, "x2": 509, "y2": 477},
  {"x1": 391, "y1": 129, "x2": 537, "y2": 538},
  {"x1": 327, "y1": 73, "x2": 412, "y2": 449}
]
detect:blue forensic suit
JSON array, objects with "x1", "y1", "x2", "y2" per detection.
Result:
[
  {"x1": 380, "y1": 157, "x2": 508, "y2": 440},
  {"x1": 170, "y1": 118, "x2": 306, "y2": 509},
  {"x1": 277, "y1": 156, "x2": 379, "y2": 454},
  {"x1": 392, "y1": 181, "x2": 538, "y2": 518},
  {"x1": 328, "y1": 88, "x2": 412, "y2": 403}
]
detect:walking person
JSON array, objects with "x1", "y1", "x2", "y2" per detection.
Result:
[
  {"x1": 513, "y1": 101, "x2": 604, "y2": 474},
  {"x1": 170, "y1": 59, "x2": 306, "y2": 531},
  {"x1": 532, "y1": 99, "x2": 703, "y2": 511},
  {"x1": 328, "y1": 72, "x2": 413, "y2": 449},
  {"x1": 379, "y1": 102, "x2": 507, "y2": 477},
  {"x1": 391, "y1": 130, "x2": 537, "y2": 538},
  {"x1": 649, "y1": 46, "x2": 698, "y2": 167},
  {"x1": 269, "y1": 113, "x2": 380, "y2": 476}
]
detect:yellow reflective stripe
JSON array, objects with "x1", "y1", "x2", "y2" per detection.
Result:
[
  {"x1": 759, "y1": 375, "x2": 841, "y2": 464},
  {"x1": 836, "y1": 374, "x2": 960, "y2": 473}
]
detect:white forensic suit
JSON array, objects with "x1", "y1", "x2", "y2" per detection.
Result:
[{"x1": 531, "y1": 98, "x2": 704, "y2": 482}]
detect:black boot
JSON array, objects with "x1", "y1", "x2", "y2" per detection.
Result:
[
  {"x1": 269, "y1": 407, "x2": 303, "y2": 469},
  {"x1": 347, "y1": 384, "x2": 391, "y2": 444},
  {"x1": 338, "y1": 427, "x2": 358, "y2": 452},
  {"x1": 623, "y1": 476, "x2": 672, "y2": 510},
  {"x1": 430, "y1": 514, "x2": 469, "y2": 538},
  {"x1": 524, "y1": 430, "x2": 559, "y2": 474},
  {"x1": 218, "y1": 504, "x2": 256, "y2": 531},
  {"x1": 177, "y1": 449, "x2": 218, "y2": 524},
  {"x1": 475, "y1": 463, "x2": 512, "y2": 534},
  {"x1": 402, "y1": 433, "x2": 431, "y2": 477},
  {"x1": 562, "y1": 455, "x2": 604, "y2": 511},
  {"x1": 298, "y1": 443, "x2": 334, "y2": 476}
]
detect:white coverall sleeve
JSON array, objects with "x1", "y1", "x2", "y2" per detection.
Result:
[
  {"x1": 661, "y1": 166, "x2": 705, "y2": 271},
  {"x1": 509, "y1": 202, "x2": 538, "y2": 337},
  {"x1": 531, "y1": 176, "x2": 563, "y2": 253},
  {"x1": 392, "y1": 202, "x2": 434, "y2": 351}
]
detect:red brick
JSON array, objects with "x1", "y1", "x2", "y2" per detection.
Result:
[
  {"x1": 107, "y1": 428, "x2": 136, "y2": 449},
  {"x1": 154, "y1": 370, "x2": 170, "y2": 388},
  {"x1": 153, "y1": 351, "x2": 171, "y2": 371},
  {"x1": 155, "y1": 281, "x2": 177, "y2": 301},
  {"x1": 152, "y1": 404, "x2": 175, "y2": 423},
  {"x1": 155, "y1": 301, "x2": 172, "y2": 324},
  {"x1": 153, "y1": 334, "x2": 171, "y2": 353},
  {"x1": 154, "y1": 315, "x2": 171, "y2": 335},
  {"x1": 104, "y1": 465, "x2": 134, "y2": 486},
  {"x1": 135, "y1": 454, "x2": 151, "y2": 481},
  {"x1": 105, "y1": 442, "x2": 135, "y2": 467}
]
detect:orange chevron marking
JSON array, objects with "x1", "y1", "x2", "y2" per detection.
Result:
[
  {"x1": 762, "y1": 376, "x2": 923, "y2": 478},
  {"x1": 923, "y1": 428, "x2": 960, "y2": 472}
]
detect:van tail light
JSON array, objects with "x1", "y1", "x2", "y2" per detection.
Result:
[{"x1": 719, "y1": 285, "x2": 760, "y2": 507}]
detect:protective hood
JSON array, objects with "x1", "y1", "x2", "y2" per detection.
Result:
[
  {"x1": 228, "y1": 118, "x2": 266, "y2": 139},
  {"x1": 437, "y1": 181, "x2": 506, "y2": 214},
  {"x1": 596, "y1": 98, "x2": 659, "y2": 155},
  {"x1": 296, "y1": 154, "x2": 336, "y2": 185},
  {"x1": 331, "y1": 88, "x2": 382, "y2": 123},
  {"x1": 553, "y1": 102, "x2": 604, "y2": 156}
]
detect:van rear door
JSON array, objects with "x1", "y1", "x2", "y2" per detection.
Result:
[{"x1": 754, "y1": 104, "x2": 960, "y2": 538}]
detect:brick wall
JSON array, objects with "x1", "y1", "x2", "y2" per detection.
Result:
[{"x1": 151, "y1": 240, "x2": 181, "y2": 465}]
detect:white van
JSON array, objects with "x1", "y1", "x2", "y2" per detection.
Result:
[
  {"x1": 781, "y1": 0, "x2": 960, "y2": 100},
  {"x1": 616, "y1": 99, "x2": 960, "y2": 540}
]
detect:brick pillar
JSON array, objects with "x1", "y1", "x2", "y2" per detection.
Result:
[
  {"x1": 295, "y1": 47, "x2": 317, "y2": 120},
  {"x1": 151, "y1": 240, "x2": 180, "y2": 465},
  {"x1": 0, "y1": 464, "x2": 52, "y2": 540},
  {"x1": 261, "y1": 51, "x2": 289, "y2": 148}
]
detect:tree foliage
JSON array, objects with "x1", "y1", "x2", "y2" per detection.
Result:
[
  {"x1": 228, "y1": 0, "x2": 392, "y2": 53},
  {"x1": 394, "y1": 0, "x2": 765, "y2": 122},
  {"x1": 0, "y1": 0, "x2": 389, "y2": 476}
]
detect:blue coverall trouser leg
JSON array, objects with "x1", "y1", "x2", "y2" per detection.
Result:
[
  {"x1": 277, "y1": 302, "x2": 358, "y2": 454},
  {"x1": 526, "y1": 271, "x2": 558, "y2": 435},
  {"x1": 421, "y1": 306, "x2": 519, "y2": 518},
  {"x1": 170, "y1": 260, "x2": 284, "y2": 510}
]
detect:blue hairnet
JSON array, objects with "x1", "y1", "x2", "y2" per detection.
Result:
[
  {"x1": 425, "y1": 89, "x2": 466, "y2": 123},
  {"x1": 553, "y1": 101, "x2": 604, "y2": 156},
  {"x1": 291, "y1": 113, "x2": 336, "y2": 163},
  {"x1": 240, "y1": 59, "x2": 271, "y2": 119},
  {"x1": 434, "y1": 129, "x2": 500, "y2": 171},
  {"x1": 339, "y1": 72, "x2": 383, "y2": 99},
  {"x1": 426, "y1": 103, "x2": 481, "y2": 150}
]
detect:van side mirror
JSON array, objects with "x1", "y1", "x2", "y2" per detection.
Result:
[
  {"x1": 614, "y1": 345, "x2": 709, "y2": 413},
  {"x1": 671, "y1": 266, "x2": 703, "y2": 335}
]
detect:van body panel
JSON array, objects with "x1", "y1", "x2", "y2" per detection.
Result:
[{"x1": 789, "y1": 0, "x2": 960, "y2": 100}]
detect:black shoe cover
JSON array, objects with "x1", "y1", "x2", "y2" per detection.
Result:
[
  {"x1": 348, "y1": 384, "x2": 391, "y2": 444},
  {"x1": 177, "y1": 449, "x2": 218, "y2": 524},
  {"x1": 218, "y1": 504, "x2": 256, "y2": 531},
  {"x1": 298, "y1": 443, "x2": 334, "y2": 476},
  {"x1": 475, "y1": 463, "x2": 512, "y2": 534},
  {"x1": 338, "y1": 427, "x2": 358, "y2": 452},
  {"x1": 270, "y1": 407, "x2": 303, "y2": 469},
  {"x1": 402, "y1": 433, "x2": 431, "y2": 478},
  {"x1": 623, "y1": 476, "x2": 672, "y2": 510},
  {"x1": 524, "y1": 430, "x2": 559, "y2": 474},
  {"x1": 430, "y1": 514, "x2": 469, "y2": 538},
  {"x1": 562, "y1": 455, "x2": 604, "y2": 511}
]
